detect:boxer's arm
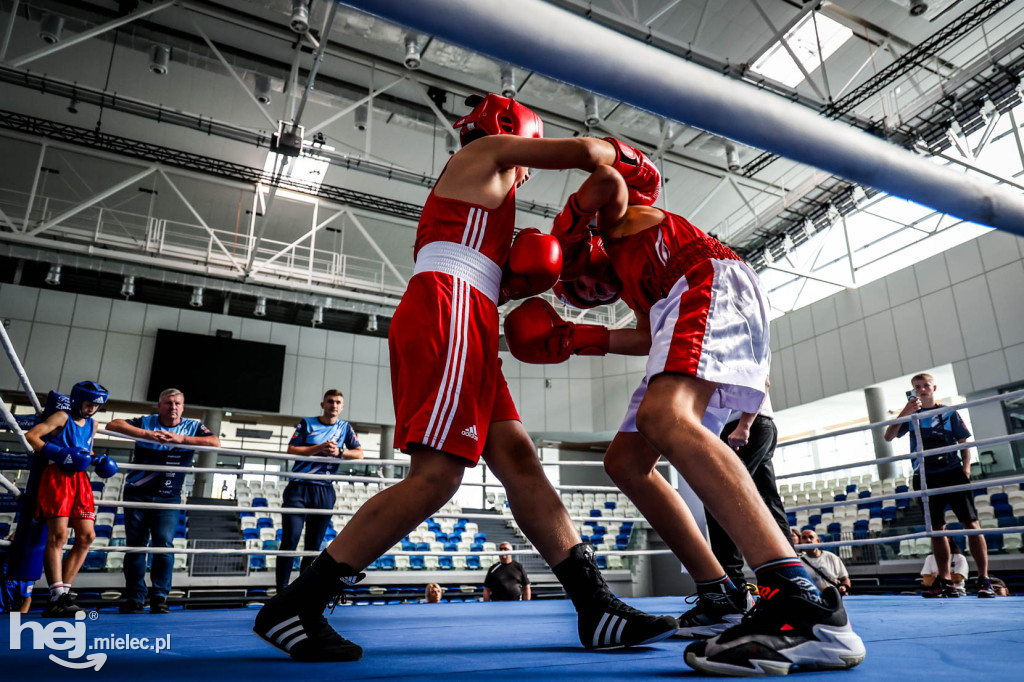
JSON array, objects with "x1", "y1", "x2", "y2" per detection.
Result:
[
  {"x1": 608, "y1": 311, "x2": 651, "y2": 356},
  {"x1": 25, "y1": 411, "x2": 67, "y2": 452}
]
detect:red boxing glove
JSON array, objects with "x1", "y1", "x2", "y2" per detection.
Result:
[
  {"x1": 499, "y1": 228, "x2": 563, "y2": 305},
  {"x1": 603, "y1": 137, "x2": 661, "y2": 206},
  {"x1": 504, "y1": 298, "x2": 610, "y2": 364},
  {"x1": 550, "y1": 194, "x2": 598, "y2": 280}
]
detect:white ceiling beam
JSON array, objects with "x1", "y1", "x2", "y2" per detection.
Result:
[
  {"x1": 6, "y1": 0, "x2": 173, "y2": 68},
  {"x1": 408, "y1": 79, "x2": 461, "y2": 146},
  {"x1": 344, "y1": 209, "x2": 408, "y2": 287},
  {"x1": 0, "y1": 0, "x2": 20, "y2": 62},
  {"x1": 743, "y1": 0, "x2": 817, "y2": 71},
  {"x1": 157, "y1": 169, "x2": 247, "y2": 275},
  {"x1": 746, "y1": 0, "x2": 825, "y2": 101},
  {"x1": 644, "y1": 0, "x2": 684, "y2": 27},
  {"x1": 306, "y1": 76, "x2": 405, "y2": 135},
  {"x1": 338, "y1": 0, "x2": 1024, "y2": 233},
  {"x1": 249, "y1": 208, "x2": 347, "y2": 276},
  {"x1": 26, "y1": 166, "x2": 156, "y2": 237},
  {"x1": 763, "y1": 263, "x2": 851, "y2": 289}
]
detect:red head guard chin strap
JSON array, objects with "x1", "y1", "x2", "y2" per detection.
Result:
[{"x1": 453, "y1": 93, "x2": 544, "y2": 146}]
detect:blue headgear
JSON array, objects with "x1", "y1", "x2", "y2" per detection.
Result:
[{"x1": 69, "y1": 381, "x2": 108, "y2": 417}]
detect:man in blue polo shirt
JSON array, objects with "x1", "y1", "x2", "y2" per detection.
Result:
[
  {"x1": 106, "y1": 388, "x2": 220, "y2": 613},
  {"x1": 277, "y1": 389, "x2": 362, "y2": 590},
  {"x1": 884, "y1": 373, "x2": 992, "y2": 598}
]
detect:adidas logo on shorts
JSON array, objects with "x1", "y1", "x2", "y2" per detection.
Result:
[{"x1": 461, "y1": 425, "x2": 478, "y2": 441}]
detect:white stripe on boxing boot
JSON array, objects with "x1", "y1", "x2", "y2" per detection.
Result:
[
  {"x1": 265, "y1": 615, "x2": 300, "y2": 640},
  {"x1": 612, "y1": 617, "x2": 627, "y2": 646},
  {"x1": 277, "y1": 623, "x2": 305, "y2": 650},
  {"x1": 592, "y1": 613, "x2": 623, "y2": 648}
]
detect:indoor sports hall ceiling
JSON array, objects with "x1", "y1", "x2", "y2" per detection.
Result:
[{"x1": 0, "y1": 0, "x2": 1021, "y2": 327}]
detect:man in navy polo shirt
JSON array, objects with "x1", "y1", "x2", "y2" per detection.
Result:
[
  {"x1": 884, "y1": 373, "x2": 992, "y2": 598},
  {"x1": 277, "y1": 389, "x2": 362, "y2": 590},
  {"x1": 107, "y1": 388, "x2": 220, "y2": 613}
]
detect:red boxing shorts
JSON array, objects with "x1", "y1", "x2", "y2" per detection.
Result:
[
  {"x1": 390, "y1": 272, "x2": 520, "y2": 464},
  {"x1": 36, "y1": 465, "x2": 96, "y2": 521},
  {"x1": 620, "y1": 258, "x2": 770, "y2": 432}
]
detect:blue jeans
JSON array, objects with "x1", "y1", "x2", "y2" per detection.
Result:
[{"x1": 123, "y1": 489, "x2": 180, "y2": 603}]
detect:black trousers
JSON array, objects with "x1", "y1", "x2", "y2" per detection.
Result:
[
  {"x1": 276, "y1": 481, "x2": 336, "y2": 590},
  {"x1": 704, "y1": 415, "x2": 790, "y2": 585}
]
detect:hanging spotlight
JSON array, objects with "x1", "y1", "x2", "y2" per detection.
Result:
[
  {"x1": 446, "y1": 134, "x2": 458, "y2": 155},
  {"x1": 290, "y1": 0, "x2": 310, "y2": 33},
  {"x1": 782, "y1": 233, "x2": 795, "y2": 254},
  {"x1": 366, "y1": 314, "x2": 378, "y2": 333},
  {"x1": 45, "y1": 264, "x2": 62, "y2": 286},
  {"x1": 67, "y1": 98, "x2": 79, "y2": 114},
  {"x1": 189, "y1": 287, "x2": 204, "y2": 308},
  {"x1": 500, "y1": 66, "x2": 517, "y2": 99},
  {"x1": 584, "y1": 93, "x2": 601, "y2": 128},
  {"x1": 254, "y1": 297, "x2": 267, "y2": 318},
  {"x1": 254, "y1": 74, "x2": 272, "y2": 105},
  {"x1": 403, "y1": 35, "x2": 422, "y2": 70},
  {"x1": 312, "y1": 306, "x2": 324, "y2": 326},
  {"x1": 803, "y1": 218, "x2": 816, "y2": 238},
  {"x1": 149, "y1": 44, "x2": 170, "y2": 75},
  {"x1": 39, "y1": 14, "x2": 64, "y2": 44},
  {"x1": 120, "y1": 275, "x2": 135, "y2": 298},
  {"x1": 909, "y1": 0, "x2": 928, "y2": 16},
  {"x1": 354, "y1": 105, "x2": 367, "y2": 131},
  {"x1": 724, "y1": 142, "x2": 741, "y2": 172}
]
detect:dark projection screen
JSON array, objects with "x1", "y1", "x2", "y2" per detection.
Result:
[{"x1": 147, "y1": 330, "x2": 286, "y2": 412}]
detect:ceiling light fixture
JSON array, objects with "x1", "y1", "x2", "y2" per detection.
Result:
[
  {"x1": 120, "y1": 275, "x2": 135, "y2": 298},
  {"x1": 366, "y1": 314, "x2": 378, "y2": 333},
  {"x1": 254, "y1": 297, "x2": 267, "y2": 318},
  {"x1": 45, "y1": 264, "x2": 61, "y2": 286},
  {"x1": 149, "y1": 44, "x2": 170, "y2": 75},
  {"x1": 404, "y1": 35, "x2": 422, "y2": 70},
  {"x1": 584, "y1": 93, "x2": 601, "y2": 128},
  {"x1": 189, "y1": 287, "x2": 204, "y2": 308},
  {"x1": 39, "y1": 14, "x2": 63, "y2": 44},
  {"x1": 290, "y1": 0, "x2": 310, "y2": 33},
  {"x1": 500, "y1": 66, "x2": 517, "y2": 99}
]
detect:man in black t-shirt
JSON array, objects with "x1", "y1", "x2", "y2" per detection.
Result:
[{"x1": 483, "y1": 542, "x2": 531, "y2": 601}]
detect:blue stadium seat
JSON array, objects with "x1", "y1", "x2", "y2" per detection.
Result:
[
  {"x1": 257, "y1": 517, "x2": 274, "y2": 529},
  {"x1": 438, "y1": 556, "x2": 454, "y2": 570},
  {"x1": 604, "y1": 501, "x2": 616, "y2": 510},
  {"x1": 972, "y1": 487, "x2": 987, "y2": 497},
  {"x1": 433, "y1": 532, "x2": 448, "y2": 544},
  {"x1": 174, "y1": 528, "x2": 187, "y2": 538},
  {"x1": 467, "y1": 556, "x2": 481, "y2": 570},
  {"x1": 590, "y1": 535, "x2": 604, "y2": 546},
  {"x1": 0, "y1": 522, "x2": 9, "y2": 536},
  {"x1": 402, "y1": 540, "x2": 416, "y2": 551},
  {"x1": 985, "y1": 533, "x2": 1003, "y2": 553},
  {"x1": 820, "y1": 505, "x2": 834, "y2": 514},
  {"x1": 238, "y1": 511, "x2": 255, "y2": 518},
  {"x1": 95, "y1": 524, "x2": 113, "y2": 538},
  {"x1": 473, "y1": 532, "x2": 487, "y2": 544},
  {"x1": 596, "y1": 555, "x2": 608, "y2": 569},
  {"x1": 276, "y1": 528, "x2": 283, "y2": 541},
  {"x1": 853, "y1": 520, "x2": 869, "y2": 532},
  {"x1": 249, "y1": 556, "x2": 266, "y2": 569},
  {"x1": 448, "y1": 532, "x2": 462, "y2": 543},
  {"x1": 809, "y1": 514, "x2": 822, "y2": 526},
  {"x1": 579, "y1": 534, "x2": 590, "y2": 543},
  {"x1": 997, "y1": 516, "x2": 1018, "y2": 528},
  {"x1": 262, "y1": 540, "x2": 279, "y2": 550},
  {"x1": 620, "y1": 522, "x2": 633, "y2": 532},
  {"x1": 427, "y1": 521, "x2": 442, "y2": 532},
  {"x1": 410, "y1": 555, "x2": 425, "y2": 570},
  {"x1": 82, "y1": 551, "x2": 106, "y2": 572},
  {"x1": 834, "y1": 493, "x2": 847, "y2": 502},
  {"x1": 801, "y1": 524, "x2": 815, "y2": 531},
  {"x1": 881, "y1": 506, "x2": 897, "y2": 521},
  {"x1": 252, "y1": 497, "x2": 268, "y2": 507},
  {"x1": 994, "y1": 503, "x2": 1014, "y2": 518},
  {"x1": 444, "y1": 542, "x2": 459, "y2": 552},
  {"x1": 592, "y1": 525, "x2": 607, "y2": 536},
  {"x1": 991, "y1": 492, "x2": 1009, "y2": 506},
  {"x1": 416, "y1": 542, "x2": 431, "y2": 552},
  {"x1": 827, "y1": 522, "x2": 842, "y2": 535},
  {"x1": 846, "y1": 484, "x2": 858, "y2": 494},
  {"x1": 454, "y1": 519, "x2": 468, "y2": 532},
  {"x1": 379, "y1": 555, "x2": 396, "y2": 570},
  {"x1": 115, "y1": 513, "x2": 125, "y2": 525},
  {"x1": 243, "y1": 528, "x2": 259, "y2": 540},
  {"x1": 90, "y1": 481, "x2": 104, "y2": 492},
  {"x1": 589, "y1": 509, "x2": 602, "y2": 517},
  {"x1": 869, "y1": 507, "x2": 882, "y2": 519},
  {"x1": 471, "y1": 542, "x2": 484, "y2": 552}
]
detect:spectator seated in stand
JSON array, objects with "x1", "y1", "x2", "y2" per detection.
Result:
[{"x1": 920, "y1": 537, "x2": 969, "y2": 597}]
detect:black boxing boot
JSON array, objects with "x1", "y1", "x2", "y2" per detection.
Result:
[
  {"x1": 253, "y1": 551, "x2": 364, "y2": 662},
  {"x1": 552, "y1": 543, "x2": 677, "y2": 649}
]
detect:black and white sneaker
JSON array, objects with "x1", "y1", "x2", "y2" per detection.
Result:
[
  {"x1": 577, "y1": 592, "x2": 679, "y2": 649},
  {"x1": 553, "y1": 543, "x2": 677, "y2": 649},
  {"x1": 253, "y1": 553, "x2": 364, "y2": 662},
  {"x1": 675, "y1": 588, "x2": 754, "y2": 639},
  {"x1": 684, "y1": 586, "x2": 865, "y2": 676},
  {"x1": 40, "y1": 593, "x2": 85, "y2": 618}
]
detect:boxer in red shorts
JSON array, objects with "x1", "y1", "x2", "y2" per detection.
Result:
[
  {"x1": 25, "y1": 381, "x2": 112, "y2": 617},
  {"x1": 505, "y1": 166, "x2": 866, "y2": 676},
  {"x1": 255, "y1": 94, "x2": 677, "y2": 662}
]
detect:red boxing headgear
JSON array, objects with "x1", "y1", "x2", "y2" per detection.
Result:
[
  {"x1": 554, "y1": 243, "x2": 621, "y2": 309},
  {"x1": 453, "y1": 93, "x2": 544, "y2": 146}
]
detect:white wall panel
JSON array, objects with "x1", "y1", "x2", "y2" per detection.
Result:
[
  {"x1": 499, "y1": 351, "x2": 520, "y2": 378},
  {"x1": 778, "y1": 346, "x2": 799, "y2": 406},
  {"x1": 99, "y1": 332, "x2": 142, "y2": 399},
  {"x1": 293, "y1": 357, "x2": 327, "y2": 416},
  {"x1": 352, "y1": 335, "x2": 380, "y2": 366},
  {"x1": 71, "y1": 295, "x2": 112, "y2": 330},
  {"x1": 967, "y1": 351, "x2": 1009, "y2": 391},
  {"x1": 815, "y1": 330, "x2": 847, "y2": 395},
  {"x1": 208, "y1": 314, "x2": 242, "y2": 339},
  {"x1": 240, "y1": 318, "x2": 273, "y2": 343},
  {"x1": 977, "y1": 229, "x2": 1021, "y2": 272},
  {"x1": 323, "y1": 360, "x2": 353, "y2": 398},
  {"x1": 24, "y1": 322, "x2": 69, "y2": 392},
  {"x1": 142, "y1": 304, "x2": 179, "y2": 336},
  {"x1": 1004, "y1": 343, "x2": 1024, "y2": 383},
  {"x1": 376, "y1": 366, "x2": 395, "y2": 425},
  {"x1": 885, "y1": 267, "x2": 919, "y2": 308},
  {"x1": 768, "y1": 353, "x2": 788, "y2": 409},
  {"x1": 951, "y1": 359, "x2": 973, "y2": 395},
  {"x1": 986, "y1": 262, "x2": 1024, "y2": 349},
  {"x1": 863, "y1": 312, "x2": 901, "y2": 382},
  {"x1": 107, "y1": 299, "x2": 144, "y2": 335},
  {"x1": 544, "y1": 358, "x2": 570, "y2": 379},
  {"x1": 326, "y1": 332, "x2": 354, "y2": 362},
  {"x1": 34, "y1": 290, "x2": 75, "y2": 326},
  {"x1": 569, "y1": 378, "x2": 593, "y2": 432},
  {"x1": 132, "y1": 335, "x2": 156, "y2": 403},
  {"x1": 944, "y1": 240, "x2": 984, "y2": 284},
  {"x1": 546, "y1": 379, "x2": 571, "y2": 431},
  {"x1": 810, "y1": 297, "x2": 837, "y2": 335},
  {"x1": 771, "y1": 315, "x2": 792, "y2": 349},
  {"x1": 59, "y1": 328, "x2": 106, "y2": 389},
  {"x1": 567, "y1": 355, "x2": 589, "y2": 379},
  {"x1": 913, "y1": 254, "x2": 951, "y2": 296},
  {"x1": 833, "y1": 289, "x2": 863, "y2": 327},
  {"x1": 0, "y1": 284, "x2": 38, "y2": 321},
  {"x1": 270, "y1": 323, "x2": 300, "y2": 354},
  {"x1": 278, "y1": 354, "x2": 298, "y2": 415},
  {"x1": 858, "y1": 279, "x2": 890, "y2": 317},
  {"x1": 920, "y1": 289, "x2": 966, "y2": 365},
  {"x1": 520, "y1": 358, "x2": 546, "y2": 378},
  {"x1": 348, "y1": 363, "x2": 379, "y2": 424},
  {"x1": 890, "y1": 300, "x2": 933, "y2": 372},
  {"x1": 520, "y1": 377, "x2": 547, "y2": 431},
  {"x1": 837, "y1": 321, "x2": 872, "y2": 392},
  {"x1": 298, "y1": 327, "x2": 328, "y2": 358},
  {"x1": 793, "y1": 338, "x2": 823, "y2": 402},
  {"x1": 176, "y1": 309, "x2": 212, "y2": 335},
  {"x1": 602, "y1": 374, "x2": 629, "y2": 431},
  {"x1": 952, "y1": 277, "x2": 1000, "y2": 357},
  {"x1": 788, "y1": 306, "x2": 814, "y2": 343}
]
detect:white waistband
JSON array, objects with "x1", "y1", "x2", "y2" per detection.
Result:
[{"x1": 413, "y1": 241, "x2": 503, "y2": 304}]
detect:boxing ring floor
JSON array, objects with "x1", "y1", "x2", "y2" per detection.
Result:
[{"x1": 3, "y1": 595, "x2": 1022, "y2": 680}]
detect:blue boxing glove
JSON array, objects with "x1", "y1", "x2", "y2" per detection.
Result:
[
  {"x1": 40, "y1": 442, "x2": 92, "y2": 473},
  {"x1": 91, "y1": 455, "x2": 119, "y2": 479}
]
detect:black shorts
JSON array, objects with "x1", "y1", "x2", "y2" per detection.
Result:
[{"x1": 913, "y1": 468, "x2": 977, "y2": 529}]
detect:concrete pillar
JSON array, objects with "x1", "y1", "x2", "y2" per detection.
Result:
[
  {"x1": 192, "y1": 408, "x2": 222, "y2": 498},
  {"x1": 864, "y1": 387, "x2": 897, "y2": 481},
  {"x1": 380, "y1": 425, "x2": 395, "y2": 480}
]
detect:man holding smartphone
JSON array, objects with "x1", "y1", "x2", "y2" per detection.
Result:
[{"x1": 883, "y1": 373, "x2": 993, "y2": 598}]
